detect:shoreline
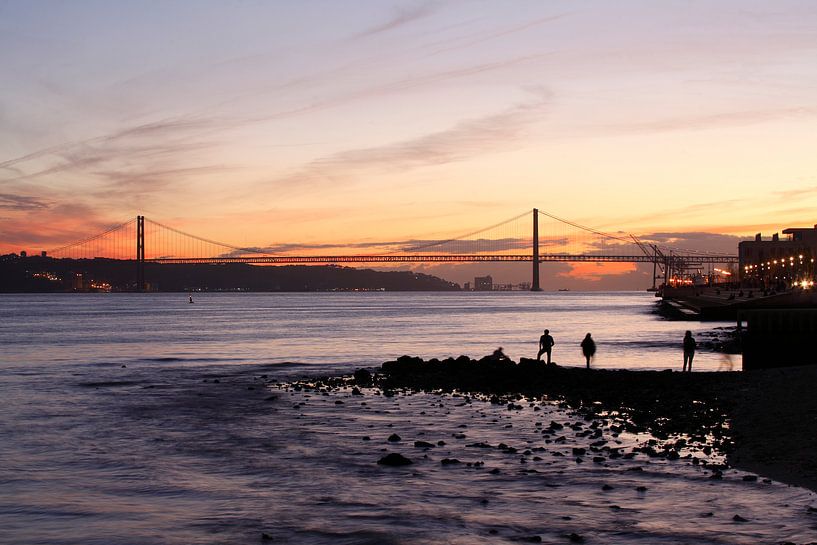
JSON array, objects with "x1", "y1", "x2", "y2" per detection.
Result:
[{"x1": 329, "y1": 358, "x2": 817, "y2": 493}]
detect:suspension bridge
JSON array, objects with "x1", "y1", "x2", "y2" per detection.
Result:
[{"x1": 43, "y1": 208, "x2": 738, "y2": 291}]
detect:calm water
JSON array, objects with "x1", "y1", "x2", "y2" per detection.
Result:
[
  {"x1": 1, "y1": 291, "x2": 735, "y2": 371},
  {"x1": 1, "y1": 292, "x2": 814, "y2": 544}
]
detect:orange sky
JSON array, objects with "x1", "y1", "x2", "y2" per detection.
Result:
[{"x1": 2, "y1": 2, "x2": 816, "y2": 286}]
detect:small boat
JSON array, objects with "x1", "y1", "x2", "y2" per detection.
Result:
[{"x1": 558, "y1": 288, "x2": 570, "y2": 292}]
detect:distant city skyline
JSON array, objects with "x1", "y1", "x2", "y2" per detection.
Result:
[{"x1": 2, "y1": 1, "x2": 816, "y2": 286}]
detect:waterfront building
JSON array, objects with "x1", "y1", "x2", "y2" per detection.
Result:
[
  {"x1": 474, "y1": 275, "x2": 493, "y2": 291},
  {"x1": 739, "y1": 225, "x2": 817, "y2": 288}
]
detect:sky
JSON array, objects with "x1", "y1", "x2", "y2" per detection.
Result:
[{"x1": 1, "y1": 1, "x2": 816, "y2": 287}]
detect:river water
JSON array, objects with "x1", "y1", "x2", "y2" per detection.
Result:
[{"x1": 0, "y1": 292, "x2": 814, "y2": 544}]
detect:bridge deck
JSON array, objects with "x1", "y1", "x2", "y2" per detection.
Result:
[{"x1": 150, "y1": 254, "x2": 738, "y2": 265}]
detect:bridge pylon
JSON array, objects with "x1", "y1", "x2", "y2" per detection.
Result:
[
  {"x1": 531, "y1": 208, "x2": 542, "y2": 291},
  {"x1": 136, "y1": 215, "x2": 145, "y2": 292}
]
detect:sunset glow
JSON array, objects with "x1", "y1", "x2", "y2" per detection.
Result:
[{"x1": 2, "y1": 1, "x2": 816, "y2": 286}]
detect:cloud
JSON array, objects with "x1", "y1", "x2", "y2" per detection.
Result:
[
  {"x1": 422, "y1": 13, "x2": 567, "y2": 57},
  {"x1": 0, "y1": 115, "x2": 226, "y2": 215},
  {"x1": 600, "y1": 107, "x2": 816, "y2": 136},
  {"x1": 352, "y1": 2, "x2": 438, "y2": 40},
  {"x1": 0, "y1": 115, "x2": 218, "y2": 178},
  {"x1": 640, "y1": 231, "x2": 744, "y2": 254},
  {"x1": 260, "y1": 92, "x2": 550, "y2": 195},
  {"x1": 0, "y1": 201, "x2": 118, "y2": 251},
  {"x1": 0, "y1": 193, "x2": 50, "y2": 211}
]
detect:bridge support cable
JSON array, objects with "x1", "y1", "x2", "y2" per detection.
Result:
[{"x1": 395, "y1": 210, "x2": 531, "y2": 257}]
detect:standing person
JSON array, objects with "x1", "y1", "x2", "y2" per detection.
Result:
[
  {"x1": 683, "y1": 330, "x2": 696, "y2": 372},
  {"x1": 537, "y1": 329, "x2": 555, "y2": 364},
  {"x1": 580, "y1": 333, "x2": 596, "y2": 369}
]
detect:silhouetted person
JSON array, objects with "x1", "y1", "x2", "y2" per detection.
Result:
[
  {"x1": 537, "y1": 329, "x2": 555, "y2": 363},
  {"x1": 188, "y1": 294, "x2": 194, "y2": 304},
  {"x1": 683, "y1": 330, "x2": 696, "y2": 372},
  {"x1": 580, "y1": 333, "x2": 596, "y2": 369},
  {"x1": 491, "y1": 347, "x2": 508, "y2": 361}
]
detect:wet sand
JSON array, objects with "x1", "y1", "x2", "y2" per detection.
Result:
[
  {"x1": 727, "y1": 366, "x2": 817, "y2": 493},
  {"x1": 350, "y1": 357, "x2": 817, "y2": 493}
]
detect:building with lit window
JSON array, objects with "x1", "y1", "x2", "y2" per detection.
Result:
[
  {"x1": 474, "y1": 275, "x2": 493, "y2": 291},
  {"x1": 739, "y1": 226, "x2": 817, "y2": 289}
]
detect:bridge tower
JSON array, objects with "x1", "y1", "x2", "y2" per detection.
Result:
[
  {"x1": 531, "y1": 208, "x2": 542, "y2": 291},
  {"x1": 136, "y1": 215, "x2": 145, "y2": 292}
]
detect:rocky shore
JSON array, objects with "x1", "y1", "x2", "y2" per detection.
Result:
[{"x1": 310, "y1": 357, "x2": 817, "y2": 492}]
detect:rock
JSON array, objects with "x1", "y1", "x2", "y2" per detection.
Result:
[
  {"x1": 414, "y1": 441, "x2": 435, "y2": 449},
  {"x1": 353, "y1": 368, "x2": 372, "y2": 385},
  {"x1": 441, "y1": 458, "x2": 462, "y2": 465},
  {"x1": 742, "y1": 474, "x2": 758, "y2": 482},
  {"x1": 489, "y1": 468, "x2": 501, "y2": 474},
  {"x1": 362, "y1": 436, "x2": 371, "y2": 441},
  {"x1": 437, "y1": 440, "x2": 446, "y2": 446},
  {"x1": 636, "y1": 486, "x2": 648, "y2": 492},
  {"x1": 572, "y1": 447, "x2": 586, "y2": 455},
  {"x1": 387, "y1": 433, "x2": 401, "y2": 442},
  {"x1": 520, "y1": 536, "x2": 542, "y2": 543},
  {"x1": 592, "y1": 456, "x2": 606, "y2": 464},
  {"x1": 351, "y1": 387, "x2": 363, "y2": 396},
  {"x1": 261, "y1": 532, "x2": 274, "y2": 541},
  {"x1": 602, "y1": 484, "x2": 614, "y2": 491},
  {"x1": 732, "y1": 514, "x2": 749, "y2": 522},
  {"x1": 377, "y1": 453, "x2": 412, "y2": 466},
  {"x1": 568, "y1": 533, "x2": 584, "y2": 543},
  {"x1": 334, "y1": 400, "x2": 343, "y2": 404}
]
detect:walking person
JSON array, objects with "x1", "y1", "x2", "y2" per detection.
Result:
[
  {"x1": 537, "y1": 329, "x2": 555, "y2": 364},
  {"x1": 580, "y1": 333, "x2": 596, "y2": 369},
  {"x1": 683, "y1": 330, "x2": 696, "y2": 372}
]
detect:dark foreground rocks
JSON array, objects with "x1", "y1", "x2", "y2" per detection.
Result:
[
  {"x1": 289, "y1": 359, "x2": 817, "y2": 492},
  {"x1": 377, "y1": 453, "x2": 413, "y2": 466},
  {"x1": 379, "y1": 355, "x2": 734, "y2": 452},
  {"x1": 374, "y1": 356, "x2": 817, "y2": 492}
]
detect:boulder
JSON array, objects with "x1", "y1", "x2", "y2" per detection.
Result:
[{"x1": 377, "y1": 453, "x2": 413, "y2": 466}]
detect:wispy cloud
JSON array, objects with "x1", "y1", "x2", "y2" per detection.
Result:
[
  {"x1": 352, "y1": 2, "x2": 439, "y2": 40},
  {"x1": 260, "y1": 91, "x2": 551, "y2": 195},
  {"x1": 0, "y1": 192, "x2": 50, "y2": 211},
  {"x1": 422, "y1": 13, "x2": 567, "y2": 57},
  {"x1": 600, "y1": 107, "x2": 816, "y2": 135}
]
